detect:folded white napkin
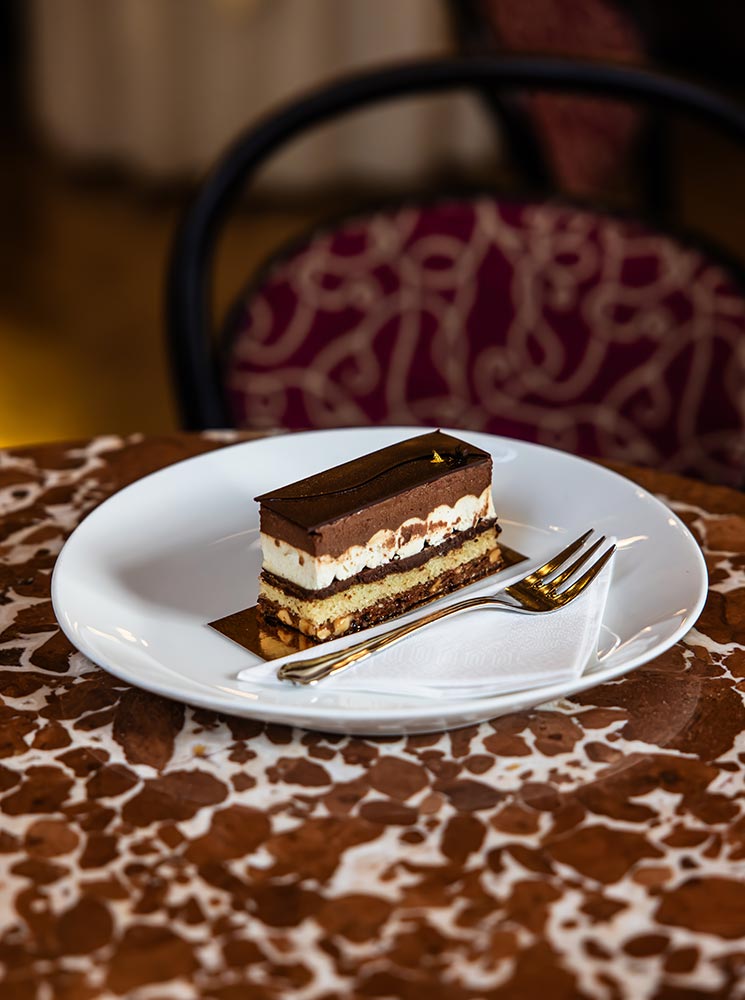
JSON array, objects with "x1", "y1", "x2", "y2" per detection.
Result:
[{"x1": 236, "y1": 541, "x2": 614, "y2": 701}]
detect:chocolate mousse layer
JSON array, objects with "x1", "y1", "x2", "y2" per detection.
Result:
[{"x1": 256, "y1": 430, "x2": 492, "y2": 557}]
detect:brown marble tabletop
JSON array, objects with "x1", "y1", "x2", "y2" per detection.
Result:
[{"x1": 1, "y1": 432, "x2": 744, "y2": 1000}]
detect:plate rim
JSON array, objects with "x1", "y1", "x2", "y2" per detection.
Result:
[{"x1": 51, "y1": 427, "x2": 709, "y2": 728}]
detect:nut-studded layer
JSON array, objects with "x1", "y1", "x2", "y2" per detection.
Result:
[{"x1": 257, "y1": 528, "x2": 502, "y2": 640}]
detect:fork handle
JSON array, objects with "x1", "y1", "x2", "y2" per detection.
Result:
[{"x1": 277, "y1": 594, "x2": 529, "y2": 685}]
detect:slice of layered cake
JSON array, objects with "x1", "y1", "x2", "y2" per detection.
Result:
[{"x1": 255, "y1": 430, "x2": 502, "y2": 640}]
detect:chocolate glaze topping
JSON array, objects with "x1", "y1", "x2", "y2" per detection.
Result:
[{"x1": 255, "y1": 430, "x2": 491, "y2": 534}]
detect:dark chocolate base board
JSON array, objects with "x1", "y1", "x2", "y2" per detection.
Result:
[{"x1": 210, "y1": 544, "x2": 527, "y2": 662}]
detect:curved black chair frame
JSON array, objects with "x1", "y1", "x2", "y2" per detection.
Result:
[
  {"x1": 448, "y1": 0, "x2": 673, "y2": 218},
  {"x1": 167, "y1": 56, "x2": 745, "y2": 430}
]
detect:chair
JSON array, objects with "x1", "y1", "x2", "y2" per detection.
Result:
[
  {"x1": 167, "y1": 57, "x2": 745, "y2": 487},
  {"x1": 449, "y1": 0, "x2": 661, "y2": 210}
]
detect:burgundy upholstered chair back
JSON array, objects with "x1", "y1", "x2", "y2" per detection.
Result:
[
  {"x1": 225, "y1": 197, "x2": 745, "y2": 487},
  {"x1": 472, "y1": 0, "x2": 647, "y2": 200}
]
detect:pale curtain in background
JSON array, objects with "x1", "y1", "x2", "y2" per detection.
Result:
[{"x1": 29, "y1": 0, "x2": 497, "y2": 188}]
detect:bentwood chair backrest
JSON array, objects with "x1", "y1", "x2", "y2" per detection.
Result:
[{"x1": 167, "y1": 57, "x2": 745, "y2": 486}]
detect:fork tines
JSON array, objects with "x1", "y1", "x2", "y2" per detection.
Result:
[{"x1": 508, "y1": 530, "x2": 615, "y2": 609}]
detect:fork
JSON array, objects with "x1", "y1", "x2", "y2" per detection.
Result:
[{"x1": 277, "y1": 529, "x2": 615, "y2": 685}]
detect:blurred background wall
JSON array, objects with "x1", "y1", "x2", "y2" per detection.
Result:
[
  {"x1": 1, "y1": 0, "x2": 744, "y2": 448},
  {"x1": 29, "y1": 0, "x2": 493, "y2": 186},
  {"x1": 2, "y1": 0, "x2": 496, "y2": 448}
]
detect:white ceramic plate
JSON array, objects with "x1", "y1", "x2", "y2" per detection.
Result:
[{"x1": 52, "y1": 428, "x2": 707, "y2": 735}]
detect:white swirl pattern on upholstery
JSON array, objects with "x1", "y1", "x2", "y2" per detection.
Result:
[{"x1": 226, "y1": 198, "x2": 745, "y2": 486}]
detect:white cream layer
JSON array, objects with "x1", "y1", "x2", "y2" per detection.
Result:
[{"x1": 260, "y1": 486, "x2": 495, "y2": 591}]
